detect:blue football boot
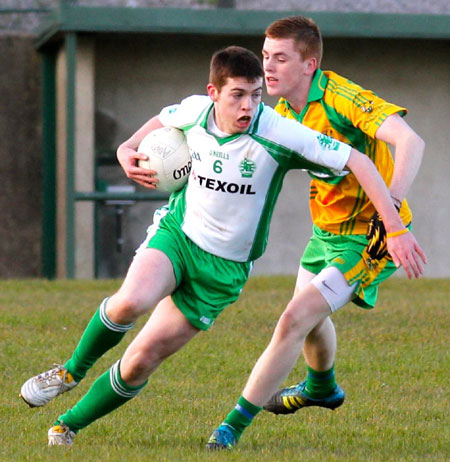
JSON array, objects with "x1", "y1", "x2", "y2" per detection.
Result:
[
  {"x1": 206, "y1": 424, "x2": 236, "y2": 450},
  {"x1": 264, "y1": 380, "x2": 345, "y2": 415}
]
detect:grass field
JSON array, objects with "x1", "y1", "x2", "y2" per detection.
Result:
[{"x1": 0, "y1": 277, "x2": 448, "y2": 461}]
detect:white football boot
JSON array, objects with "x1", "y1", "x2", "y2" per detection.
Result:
[
  {"x1": 48, "y1": 423, "x2": 76, "y2": 446},
  {"x1": 20, "y1": 365, "x2": 78, "y2": 407}
]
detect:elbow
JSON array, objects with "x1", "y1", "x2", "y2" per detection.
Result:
[
  {"x1": 116, "y1": 142, "x2": 127, "y2": 160},
  {"x1": 416, "y1": 134, "x2": 425, "y2": 153},
  {"x1": 409, "y1": 131, "x2": 425, "y2": 157}
]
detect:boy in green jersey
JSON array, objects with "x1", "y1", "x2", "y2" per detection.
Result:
[{"x1": 261, "y1": 16, "x2": 426, "y2": 417}]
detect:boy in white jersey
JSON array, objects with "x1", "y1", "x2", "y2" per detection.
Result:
[{"x1": 20, "y1": 46, "x2": 425, "y2": 447}]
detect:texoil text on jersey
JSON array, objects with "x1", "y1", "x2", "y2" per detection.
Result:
[{"x1": 194, "y1": 174, "x2": 256, "y2": 195}]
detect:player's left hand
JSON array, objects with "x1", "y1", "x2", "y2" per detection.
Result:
[{"x1": 386, "y1": 231, "x2": 427, "y2": 279}]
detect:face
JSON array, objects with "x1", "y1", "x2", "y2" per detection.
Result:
[
  {"x1": 262, "y1": 37, "x2": 316, "y2": 102},
  {"x1": 207, "y1": 76, "x2": 263, "y2": 134}
]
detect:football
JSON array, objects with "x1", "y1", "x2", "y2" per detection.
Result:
[{"x1": 138, "y1": 126, "x2": 191, "y2": 193}]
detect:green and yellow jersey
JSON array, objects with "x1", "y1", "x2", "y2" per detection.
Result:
[{"x1": 274, "y1": 69, "x2": 412, "y2": 235}]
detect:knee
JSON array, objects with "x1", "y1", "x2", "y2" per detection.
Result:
[
  {"x1": 121, "y1": 342, "x2": 169, "y2": 385},
  {"x1": 276, "y1": 296, "x2": 325, "y2": 341},
  {"x1": 106, "y1": 292, "x2": 147, "y2": 325},
  {"x1": 120, "y1": 351, "x2": 153, "y2": 385},
  {"x1": 276, "y1": 302, "x2": 307, "y2": 339}
]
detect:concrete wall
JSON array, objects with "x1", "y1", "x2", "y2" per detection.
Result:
[
  {"x1": 235, "y1": 0, "x2": 450, "y2": 14},
  {"x1": 0, "y1": 35, "x2": 42, "y2": 277},
  {"x1": 94, "y1": 33, "x2": 450, "y2": 278},
  {"x1": 35, "y1": 0, "x2": 450, "y2": 14}
]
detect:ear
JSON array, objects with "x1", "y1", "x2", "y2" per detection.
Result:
[
  {"x1": 305, "y1": 57, "x2": 318, "y2": 76},
  {"x1": 207, "y1": 83, "x2": 218, "y2": 101}
]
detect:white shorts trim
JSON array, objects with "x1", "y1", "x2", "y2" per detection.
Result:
[{"x1": 135, "y1": 205, "x2": 169, "y2": 254}]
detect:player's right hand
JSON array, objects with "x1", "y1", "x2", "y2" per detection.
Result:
[
  {"x1": 386, "y1": 230, "x2": 427, "y2": 279},
  {"x1": 116, "y1": 145, "x2": 158, "y2": 189}
]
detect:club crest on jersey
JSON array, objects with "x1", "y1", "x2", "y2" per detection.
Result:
[
  {"x1": 317, "y1": 134, "x2": 340, "y2": 151},
  {"x1": 361, "y1": 101, "x2": 374, "y2": 113},
  {"x1": 239, "y1": 158, "x2": 256, "y2": 178}
]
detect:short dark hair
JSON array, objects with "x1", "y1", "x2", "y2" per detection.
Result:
[
  {"x1": 265, "y1": 16, "x2": 323, "y2": 65},
  {"x1": 209, "y1": 46, "x2": 264, "y2": 90}
]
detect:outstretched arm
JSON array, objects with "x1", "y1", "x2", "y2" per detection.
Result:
[
  {"x1": 346, "y1": 149, "x2": 427, "y2": 278},
  {"x1": 116, "y1": 116, "x2": 164, "y2": 188}
]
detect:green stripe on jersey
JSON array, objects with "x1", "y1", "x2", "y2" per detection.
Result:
[{"x1": 251, "y1": 134, "x2": 338, "y2": 175}]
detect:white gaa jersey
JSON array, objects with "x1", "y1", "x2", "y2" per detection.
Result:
[{"x1": 158, "y1": 95, "x2": 351, "y2": 263}]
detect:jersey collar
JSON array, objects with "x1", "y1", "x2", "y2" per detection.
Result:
[
  {"x1": 199, "y1": 101, "x2": 264, "y2": 145},
  {"x1": 279, "y1": 69, "x2": 328, "y2": 121},
  {"x1": 308, "y1": 68, "x2": 327, "y2": 102}
]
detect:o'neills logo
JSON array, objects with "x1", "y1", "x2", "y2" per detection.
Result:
[
  {"x1": 195, "y1": 174, "x2": 256, "y2": 195},
  {"x1": 173, "y1": 161, "x2": 192, "y2": 179}
]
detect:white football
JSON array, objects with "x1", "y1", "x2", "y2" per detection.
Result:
[{"x1": 138, "y1": 126, "x2": 191, "y2": 193}]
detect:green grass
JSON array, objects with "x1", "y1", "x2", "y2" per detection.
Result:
[{"x1": 0, "y1": 277, "x2": 448, "y2": 461}]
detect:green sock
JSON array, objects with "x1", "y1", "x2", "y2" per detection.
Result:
[
  {"x1": 64, "y1": 298, "x2": 134, "y2": 382},
  {"x1": 304, "y1": 365, "x2": 337, "y2": 399},
  {"x1": 57, "y1": 360, "x2": 146, "y2": 432},
  {"x1": 222, "y1": 396, "x2": 262, "y2": 441}
]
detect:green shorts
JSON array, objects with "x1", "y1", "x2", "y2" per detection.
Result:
[
  {"x1": 144, "y1": 208, "x2": 252, "y2": 330},
  {"x1": 301, "y1": 225, "x2": 400, "y2": 309}
]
